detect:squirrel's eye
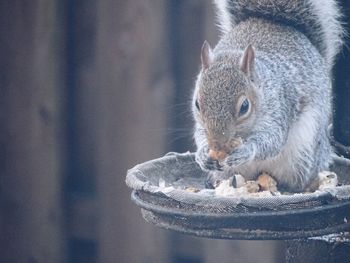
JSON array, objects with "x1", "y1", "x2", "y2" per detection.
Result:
[
  {"x1": 239, "y1": 98, "x2": 250, "y2": 116},
  {"x1": 195, "y1": 99, "x2": 200, "y2": 111}
]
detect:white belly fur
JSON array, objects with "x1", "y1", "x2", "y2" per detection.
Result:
[{"x1": 234, "y1": 107, "x2": 319, "y2": 188}]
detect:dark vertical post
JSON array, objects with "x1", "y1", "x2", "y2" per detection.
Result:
[
  {"x1": 333, "y1": 1, "x2": 350, "y2": 156},
  {"x1": 0, "y1": 1, "x2": 66, "y2": 262},
  {"x1": 168, "y1": 0, "x2": 210, "y2": 154},
  {"x1": 286, "y1": 234, "x2": 350, "y2": 263},
  {"x1": 64, "y1": 1, "x2": 99, "y2": 262},
  {"x1": 65, "y1": 0, "x2": 98, "y2": 196}
]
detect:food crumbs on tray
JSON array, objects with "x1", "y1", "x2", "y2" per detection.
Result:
[
  {"x1": 213, "y1": 171, "x2": 338, "y2": 197},
  {"x1": 185, "y1": 187, "x2": 201, "y2": 193},
  {"x1": 257, "y1": 172, "x2": 278, "y2": 192},
  {"x1": 318, "y1": 171, "x2": 338, "y2": 190},
  {"x1": 215, "y1": 172, "x2": 279, "y2": 197},
  {"x1": 157, "y1": 169, "x2": 338, "y2": 197}
]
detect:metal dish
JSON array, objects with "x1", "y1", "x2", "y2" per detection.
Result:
[{"x1": 126, "y1": 152, "x2": 350, "y2": 240}]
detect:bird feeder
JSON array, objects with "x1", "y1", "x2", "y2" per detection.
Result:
[{"x1": 126, "y1": 152, "x2": 350, "y2": 262}]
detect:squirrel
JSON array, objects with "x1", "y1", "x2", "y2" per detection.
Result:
[{"x1": 193, "y1": 0, "x2": 344, "y2": 191}]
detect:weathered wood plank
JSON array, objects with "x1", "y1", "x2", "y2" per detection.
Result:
[
  {"x1": 0, "y1": 1, "x2": 65, "y2": 262},
  {"x1": 82, "y1": 1, "x2": 173, "y2": 262}
]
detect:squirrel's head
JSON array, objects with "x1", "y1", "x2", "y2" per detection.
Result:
[{"x1": 193, "y1": 41, "x2": 259, "y2": 154}]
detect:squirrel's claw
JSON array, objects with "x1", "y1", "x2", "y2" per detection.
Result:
[
  {"x1": 195, "y1": 146, "x2": 223, "y2": 171},
  {"x1": 223, "y1": 145, "x2": 254, "y2": 168},
  {"x1": 197, "y1": 156, "x2": 223, "y2": 171},
  {"x1": 205, "y1": 159, "x2": 223, "y2": 171}
]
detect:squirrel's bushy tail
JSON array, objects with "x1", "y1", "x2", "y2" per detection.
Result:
[{"x1": 214, "y1": 0, "x2": 344, "y2": 66}]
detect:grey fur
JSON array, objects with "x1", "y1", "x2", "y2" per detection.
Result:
[
  {"x1": 193, "y1": 1, "x2": 343, "y2": 191},
  {"x1": 213, "y1": 0, "x2": 344, "y2": 68}
]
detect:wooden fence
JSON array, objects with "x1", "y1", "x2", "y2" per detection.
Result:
[{"x1": 0, "y1": 1, "x2": 349, "y2": 262}]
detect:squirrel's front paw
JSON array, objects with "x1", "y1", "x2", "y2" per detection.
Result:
[
  {"x1": 195, "y1": 146, "x2": 223, "y2": 171},
  {"x1": 223, "y1": 144, "x2": 255, "y2": 168}
]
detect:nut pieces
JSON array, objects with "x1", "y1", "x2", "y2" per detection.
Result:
[{"x1": 257, "y1": 172, "x2": 278, "y2": 192}]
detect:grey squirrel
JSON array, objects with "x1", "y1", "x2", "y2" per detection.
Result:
[{"x1": 193, "y1": 0, "x2": 344, "y2": 191}]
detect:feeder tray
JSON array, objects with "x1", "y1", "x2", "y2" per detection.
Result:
[{"x1": 126, "y1": 152, "x2": 350, "y2": 240}]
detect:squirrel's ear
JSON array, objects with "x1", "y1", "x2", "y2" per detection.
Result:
[
  {"x1": 201, "y1": 40, "x2": 214, "y2": 70},
  {"x1": 240, "y1": 44, "x2": 255, "y2": 78}
]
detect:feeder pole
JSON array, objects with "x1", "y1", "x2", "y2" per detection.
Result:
[{"x1": 285, "y1": 233, "x2": 350, "y2": 263}]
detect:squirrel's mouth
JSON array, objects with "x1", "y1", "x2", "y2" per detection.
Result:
[
  {"x1": 208, "y1": 149, "x2": 227, "y2": 160},
  {"x1": 208, "y1": 137, "x2": 243, "y2": 161}
]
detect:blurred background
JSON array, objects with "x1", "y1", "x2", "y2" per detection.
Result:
[{"x1": 0, "y1": 1, "x2": 349, "y2": 263}]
